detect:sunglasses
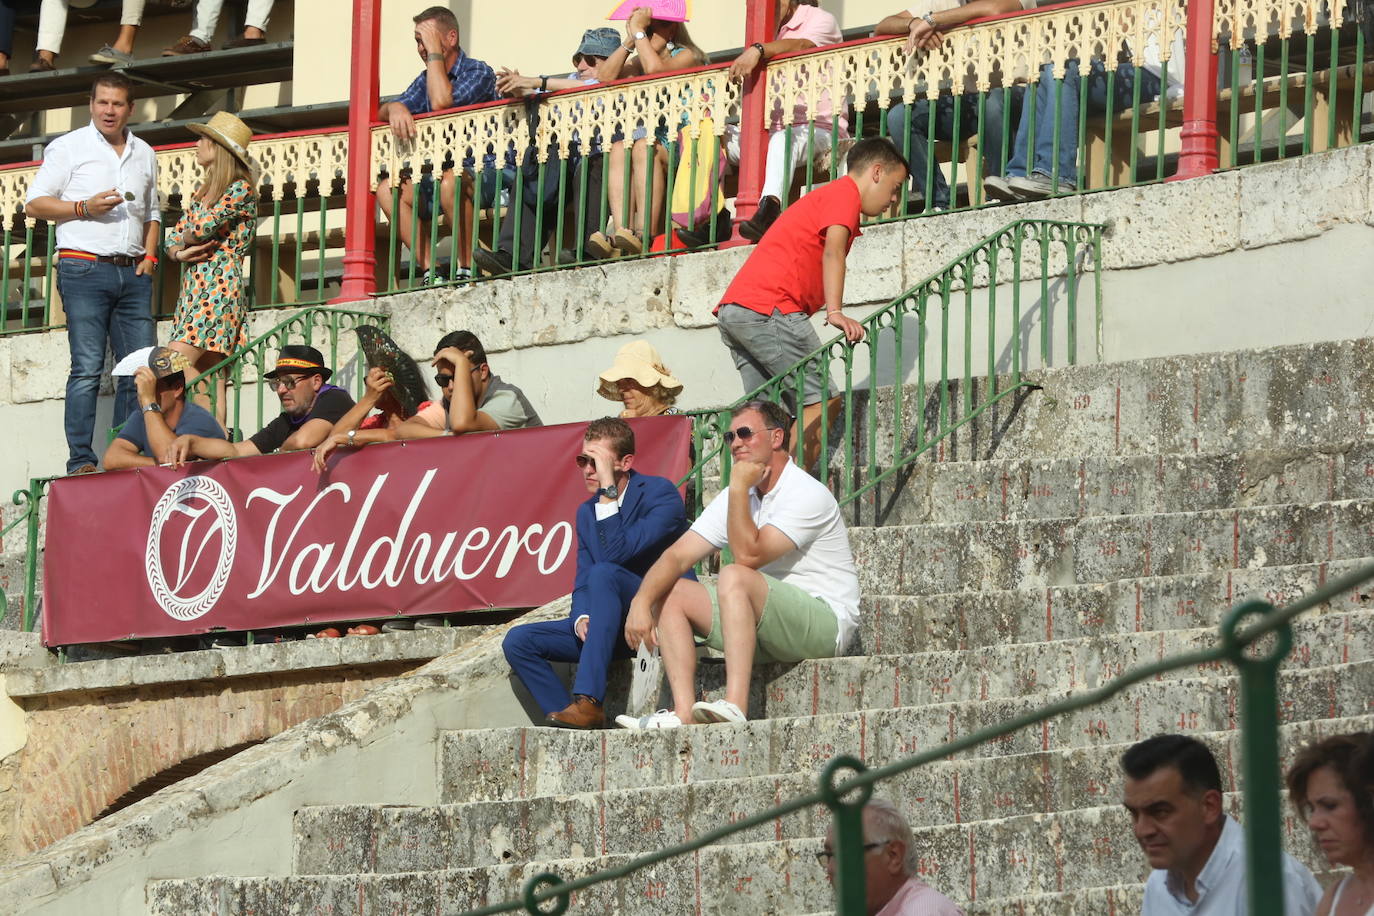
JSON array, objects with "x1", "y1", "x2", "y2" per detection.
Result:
[
  {"x1": 266, "y1": 374, "x2": 307, "y2": 392},
  {"x1": 434, "y1": 373, "x2": 453, "y2": 388},
  {"x1": 723, "y1": 425, "x2": 777, "y2": 445},
  {"x1": 574, "y1": 454, "x2": 597, "y2": 468},
  {"x1": 573, "y1": 53, "x2": 606, "y2": 66}
]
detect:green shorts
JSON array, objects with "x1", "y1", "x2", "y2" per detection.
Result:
[{"x1": 700, "y1": 574, "x2": 840, "y2": 664}]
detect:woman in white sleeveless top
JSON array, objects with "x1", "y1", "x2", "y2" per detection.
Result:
[{"x1": 1287, "y1": 733, "x2": 1374, "y2": 916}]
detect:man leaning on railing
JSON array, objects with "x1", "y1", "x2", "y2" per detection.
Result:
[{"x1": 102, "y1": 346, "x2": 226, "y2": 471}]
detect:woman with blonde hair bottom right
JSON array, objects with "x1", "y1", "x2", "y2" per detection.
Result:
[{"x1": 1286, "y1": 731, "x2": 1374, "y2": 915}]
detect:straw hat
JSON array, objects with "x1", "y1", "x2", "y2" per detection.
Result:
[
  {"x1": 597, "y1": 340, "x2": 683, "y2": 402},
  {"x1": 188, "y1": 111, "x2": 253, "y2": 170}
]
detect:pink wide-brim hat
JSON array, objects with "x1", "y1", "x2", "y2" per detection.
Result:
[{"x1": 606, "y1": 0, "x2": 691, "y2": 23}]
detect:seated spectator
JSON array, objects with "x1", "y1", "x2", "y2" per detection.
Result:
[
  {"x1": 1286, "y1": 733, "x2": 1374, "y2": 915},
  {"x1": 84, "y1": 0, "x2": 152, "y2": 67},
  {"x1": 397, "y1": 330, "x2": 542, "y2": 437},
  {"x1": 983, "y1": 43, "x2": 1170, "y2": 201},
  {"x1": 375, "y1": 6, "x2": 497, "y2": 283},
  {"x1": 102, "y1": 346, "x2": 225, "y2": 470},
  {"x1": 585, "y1": 4, "x2": 703, "y2": 259},
  {"x1": 617, "y1": 399, "x2": 860, "y2": 728},
  {"x1": 1122, "y1": 734, "x2": 1321, "y2": 914},
  {"x1": 875, "y1": 1, "x2": 1030, "y2": 212},
  {"x1": 164, "y1": 0, "x2": 278, "y2": 55},
  {"x1": 725, "y1": 0, "x2": 848, "y2": 242},
  {"x1": 311, "y1": 365, "x2": 432, "y2": 471},
  {"x1": 471, "y1": 27, "x2": 620, "y2": 277},
  {"x1": 819, "y1": 797, "x2": 964, "y2": 915},
  {"x1": 597, "y1": 340, "x2": 683, "y2": 417},
  {"x1": 167, "y1": 344, "x2": 355, "y2": 462},
  {"x1": 502, "y1": 417, "x2": 692, "y2": 728},
  {"x1": 0, "y1": 0, "x2": 14, "y2": 76}
]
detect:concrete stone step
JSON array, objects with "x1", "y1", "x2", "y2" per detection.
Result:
[
  {"x1": 295, "y1": 715, "x2": 1371, "y2": 876},
  {"x1": 848, "y1": 499, "x2": 1374, "y2": 597},
  {"x1": 856, "y1": 556, "x2": 1374, "y2": 655},
  {"x1": 439, "y1": 660, "x2": 1374, "y2": 804},
  {"x1": 964, "y1": 884, "x2": 1143, "y2": 915},
  {"x1": 848, "y1": 338, "x2": 1374, "y2": 472},
  {"x1": 856, "y1": 441, "x2": 1374, "y2": 528}
]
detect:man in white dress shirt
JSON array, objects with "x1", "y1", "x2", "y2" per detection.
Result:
[
  {"x1": 25, "y1": 73, "x2": 171, "y2": 475},
  {"x1": 1123, "y1": 734, "x2": 1321, "y2": 915}
]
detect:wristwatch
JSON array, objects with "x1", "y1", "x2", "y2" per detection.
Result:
[
  {"x1": 597, "y1": 483, "x2": 620, "y2": 500},
  {"x1": 425, "y1": 52, "x2": 444, "y2": 63},
  {"x1": 921, "y1": 10, "x2": 939, "y2": 29},
  {"x1": 634, "y1": 30, "x2": 647, "y2": 42},
  {"x1": 347, "y1": 428, "x2": 357, "y2": 445},
  {"x1": 142, "y1": 403, "x2": 161, "y2": 413}
]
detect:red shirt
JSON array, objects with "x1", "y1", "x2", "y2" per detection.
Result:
[{"x1": 716, "y1": 176, "x2": 863, "y2": 317}]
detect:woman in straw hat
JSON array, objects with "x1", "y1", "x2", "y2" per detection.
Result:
[
  {"x1": 597, "y1": 339, "x2": 684, "y2": 417},
  {"x1": 165, "y1": 111, "x2": 258, "y2": 426}
]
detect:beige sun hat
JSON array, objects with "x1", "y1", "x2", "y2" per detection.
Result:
[
  {"x1": 188, "y1": 111, "x2": 253, "y2": 170},
  {"x1": 597, "y1": 340, "x2": 683, "y2": 402}
]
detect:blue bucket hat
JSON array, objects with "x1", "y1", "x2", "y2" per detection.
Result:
[{"x1": 575, "y1": 27, "x2": 622, "y2": 61}]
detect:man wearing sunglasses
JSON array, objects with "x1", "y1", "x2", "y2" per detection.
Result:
[
  {"x1": 819, "y1": 798, "x2": 964, "y2": 915},
  {"x1": 502, "y1": 417, "x2": 691, "y2": 729},
  {"x1": 618, "y1": 399, "x2": 860, "y2": 729},
  {"x1": 166, "y1": 344, "x2": 355, "y2": 463},
  {"x1": 392, "y1": 330, "x2": 541, "y2": 437}
]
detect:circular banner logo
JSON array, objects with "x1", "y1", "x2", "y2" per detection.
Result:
[{"x1": 144, "y1": 476, "x2": 238, "y2": 621}]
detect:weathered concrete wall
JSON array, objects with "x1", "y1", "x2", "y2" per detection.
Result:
[{"x1": 3, "y1": 146, "x2": 1373, "y2": 497}]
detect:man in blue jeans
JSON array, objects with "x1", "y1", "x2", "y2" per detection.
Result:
[
  {"x1": 25, "y1": 73, "x2": 169, "y2": 475},
  {"x1": 983, "y1": 52, "x2": 1165, "y2": 201}
]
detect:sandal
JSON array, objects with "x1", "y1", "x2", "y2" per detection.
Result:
[
  {"x1": 585, "y1": 231, "x2": 615, "y2": 260},
  {"x1": 611, "y1": 228, "x2": 643, "y2": 255},
  {"x1": 308, "y1": 627, "x2": 341, "y2": 639},
  {"x1": 346, "y1": 624, "x2": 381, "y2": 636}
]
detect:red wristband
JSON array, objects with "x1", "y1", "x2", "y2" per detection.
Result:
[{"x1": 143, "y1": 254, "x2": 158, "y2": 264}]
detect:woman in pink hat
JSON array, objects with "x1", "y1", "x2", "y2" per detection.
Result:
[{"x1": 165, "y1": 111, "x2": 258, "y2": 427}]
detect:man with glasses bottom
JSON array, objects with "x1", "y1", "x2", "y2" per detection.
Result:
[
  {"x1": 167, "y1": 345, "x2": 355, "y2": 461},
  {"x1": 819, "y1": 798, "x2": 964, "y2": 915},
  {"x1": 502, "y1": 417, "x2": 691, "y2": 729},
  {"x1": 618, "y1": 399, "x2": 860, "y2": 729}
]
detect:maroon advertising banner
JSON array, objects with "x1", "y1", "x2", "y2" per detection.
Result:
[{"x1": 42, "y1": 416, "x2": 693, "y2": 646}]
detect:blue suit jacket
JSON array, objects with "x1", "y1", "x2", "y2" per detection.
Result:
[{"x1": 570, "y1": 470, "x2": 692, "y2": 617}]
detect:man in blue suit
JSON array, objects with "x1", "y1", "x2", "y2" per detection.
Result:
[{"x1": 502, "y1": 417, "x2": 691, "y2": 728}]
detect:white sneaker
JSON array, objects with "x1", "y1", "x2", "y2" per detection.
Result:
[
  {"x1": 1007, "y1": 173, "x2": 1076, "y2": 201},
  {"x1": 615, "y1": 709, "x2": 683, "y2": 729},
  {"x1": 691, "y1": 699, "x2": 746, "y2": 724},
  {"x1": 981, "y1": 174, "x2": 1019, "y2": 203}
]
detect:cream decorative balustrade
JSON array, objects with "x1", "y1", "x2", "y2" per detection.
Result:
[
  {"x1": 765, "y1": 0, "x2": 1188, "y2": 112},
  {"x1": 1214, "y1": 0, "x2": 1341, "y2": 46}
]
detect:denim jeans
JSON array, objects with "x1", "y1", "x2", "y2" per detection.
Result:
[
  {"x1": 1006, "y1": 59, "x2": 1163, "y2": 187},
  {"x1": 57, "y1": 258, "x2": 155, "y2": 472},
  {"x1": 886, "y1": 87, "x2": 1020, "y2": 209}
]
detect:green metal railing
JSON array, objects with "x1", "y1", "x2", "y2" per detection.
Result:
[
  {"x1": 460, "y1": 561, "x2": 1374, "y2": 916},
  {"x1": 678, "y1": 218, "x2": 1105, "y2": 518},
  {"x1": 0, "y1": 480, "x2": 42, "y2": 632}
]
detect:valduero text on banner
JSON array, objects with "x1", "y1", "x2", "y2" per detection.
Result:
[{"x1": 41, "y1": 416, "x2": 694, "y2": 646}]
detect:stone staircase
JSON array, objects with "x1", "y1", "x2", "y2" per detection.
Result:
[{"x1": 126, "y1": 339, "x2": 1374, "y2": 912}]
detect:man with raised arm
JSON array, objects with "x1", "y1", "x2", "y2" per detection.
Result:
[
  {"x1": 393, "y1": 330, "x2": 541, "y2": 438},
  {"x1": 617, "y1": 399, "x2": 860, "y2": 729},
  {"x1": 1122, "y1": 734, "x2": 1321, "y2": 915},
  {"x1": 713, "y1": 137, "x2": 907, "y2": 468},
  {"x1": 102, "y1": 346, "x2": 226, "y2": 470},
  {"x1": 502, "y1": 417, "x2": 691, "y2": 729}
]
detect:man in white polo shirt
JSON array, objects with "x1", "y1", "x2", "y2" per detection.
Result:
[
  {"x1": 618, "y1": 398, "x2": 860, "y2": 728},
  {"x1": 25, "y1": 73, "x2": 168, "y2": 475}
]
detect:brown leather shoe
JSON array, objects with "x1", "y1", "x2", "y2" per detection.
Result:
[
  {"x1": 29, "y1": 57, "x2": 56, "y2": 73},
  {"x1": 546, "y1": 695, "x2": 605, "y2": 729},
  {"x1": 70, "y1": 464, "x2": 98, "y2": 475},
  {"x1": 162, "y1": 35, "x2": 211, "y2": 56}
]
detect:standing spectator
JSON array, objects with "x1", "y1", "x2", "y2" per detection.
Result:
[
  {"x1": 165, "y1": 111, "x2": 258, "y2": 427},
  {"x1": 1285, "y1": 733, "x2": 1374, "y2": 916},
  {"x1": 1122, "y1": 734, "x2": 1321, "y2": 915},
  {"x1": 397, "y1": 330, "x2": 542, "y2": 437},
  {"x1": 725, "y1": 0, "x2": 848, "y2": 242},
  {"x1": 102, "y1": 346, "x2": 226, "y2": 470},
  {"x1": 875, "y1": 0, "x2": 1031, "y2": 212},
  {"x1": 24, "y1": 73, "x2": 160, "y2": 475},
  {"x1": 585, "y1": 4, "x2": 703, "y2": 259},
  {"x1": 164, "y1": 0, "x2": 278, "y2": 54},
  {"x1": 819, "y1": 798, "x2": 964, "y2": 915},
  {"x1": 375, "y1": 6, "x2": 497, "y2": 284},
  {"x1": 617, "y1": 399, "x2": 860, "y2": 729},
  {"x1": 502, "y1": 417, "x2": 691, "y2": 728},
  {"x1": 596, "y1": 340, "x2": 683, "y2": 418},
  {"x1": 713, "y1": 137, "x2": 907, "y2": 468},
  {"x1": 166, "y1": 345, "x2": 355, "y2": 462}
]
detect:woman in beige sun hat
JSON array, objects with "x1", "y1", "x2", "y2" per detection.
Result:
[
  {"x1": 165, "y1": 110, "x2": 258, "y2": 426},
  {"x1": 597, "y1": 340, "x2": 684, "y2": 417}
]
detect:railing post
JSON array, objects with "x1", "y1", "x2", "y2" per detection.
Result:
[
  {"x1": 1173, "y1": 0, "x2": 1221, "y2": 180},
  {"x1": 1221, "y1": 600, "x2": 1292, "y2": 916},
  {"x1": 724, "y1": 0, "x2": 777, "y2": 248},
  {"x1": 22, "y1": 479, "x2": 42, "y2": 633},
  {"x1": 333, "y1": 0, "x2": 381, "y2": 303}
]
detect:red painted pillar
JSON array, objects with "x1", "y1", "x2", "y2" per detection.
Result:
[
  {"x1": 724, "y1": 0, "x2": 777, "y2": 247},
  {"x1": 1172, "y1": 0, "x2": 1220, "y2": 180},
  {"x1": 333, "y1": 0, "x2": 381, "y2": 303}
]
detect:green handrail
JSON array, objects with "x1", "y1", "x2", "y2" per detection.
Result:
[{"x1": 463, "y1": 560, "x2": 1374, "y2": 916}]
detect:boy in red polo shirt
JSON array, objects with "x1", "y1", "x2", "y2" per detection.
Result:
[{"x1": 714, "y1": 137, "x2": 909, "y2": 467}]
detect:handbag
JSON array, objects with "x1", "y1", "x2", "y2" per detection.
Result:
[{"x1": 670, "y1": 116, "x2": 726, "y2": 231}]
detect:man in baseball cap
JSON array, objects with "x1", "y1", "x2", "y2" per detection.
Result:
[{"x1": 102, "y1": 345, "x2": 227, "y2": 470}]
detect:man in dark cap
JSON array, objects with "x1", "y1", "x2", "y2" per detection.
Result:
[
  {"x1": 167, "y1": 344, "x2": 356, "y2": 462},
  {"x1": 102, "y1": 345, "x2": 227, "y2": 470}
]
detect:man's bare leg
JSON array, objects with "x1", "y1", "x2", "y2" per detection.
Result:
[
  {"x1": 800, "y1": 395, "x2": 844, "y2": 472},
  {"x1": 656, "y1": 579, "x2": 714, "y2": 720},
  {"x1": 715, "y1": 564, "x2": 770, "y2": 715}
]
